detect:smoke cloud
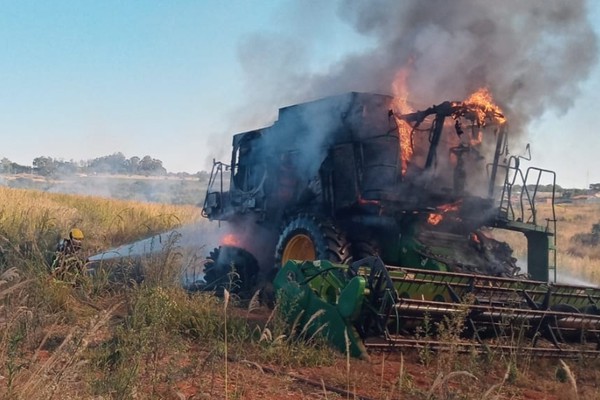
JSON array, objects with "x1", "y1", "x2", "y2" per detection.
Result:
[
  {"x1": 90, "y1": 1, "x2": 599, "y2": 283},
  {"x1": 238, "y1": 0, "x2": 598, "y2": 134}
]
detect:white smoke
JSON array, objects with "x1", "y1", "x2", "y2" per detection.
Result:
[{"x1": 87, "y1": 221, "x2": 232, "y2": 286}]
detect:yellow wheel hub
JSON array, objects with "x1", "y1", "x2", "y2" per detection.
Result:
[{"x1": 282, "y1": 234, "x2": 316, "y2": 263}]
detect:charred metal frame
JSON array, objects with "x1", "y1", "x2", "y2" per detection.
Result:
[
  {"x1": 204, "y1": 92, "x2": 559, "y2": 283},
  {"x1": 357, "y1": 261, "x2": 600, "y2": 356}
]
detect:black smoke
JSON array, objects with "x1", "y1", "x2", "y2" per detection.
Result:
[{"x1": 237, "y1": 0, "x2": 598, "y2": 134}]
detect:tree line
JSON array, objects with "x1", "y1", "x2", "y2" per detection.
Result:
[{"x1": 0, "y1": 152, "x2": 194, "y2": 177}]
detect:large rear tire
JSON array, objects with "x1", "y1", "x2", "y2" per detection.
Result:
[
  {"x1": 203, "y1": 245, "x2": 259, "y2": 296},
  {"x1": 274, "y1": 214, "x2": 353, "y2": 268},
  {"x1": 352, "y1": 237, "x2": 381, "y2": 262}
]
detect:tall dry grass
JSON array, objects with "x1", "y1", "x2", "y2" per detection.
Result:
[
  {"x1": 0, "y1": 186, "x2": 202, "y2": 398},
  {"x1": 2, "y1": 185, "x2": 599, "y2": 399},
  {"x1": 491, "y1": 202, "x2": 600, "y2": 284},
  {"x1": 0, "y1": 186, "x2": 201, "y2": 266},
  {"x1": 0, "y1": 186, "x2": 336, "y2": 398}
]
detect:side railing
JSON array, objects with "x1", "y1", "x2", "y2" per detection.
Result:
[
  {"x1": 493, "y1": 155, "x2": 558, "y2": 282},
  {"x1": 201, "y1": 160, "x2": 230, "y2": 220}
]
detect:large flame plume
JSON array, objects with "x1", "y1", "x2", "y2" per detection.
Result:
[
  {"x1": 391, "y1": 64, "x2": 414, "y2": 175},
  {"x1": 391, "y1": 60, "x2": 506, "y2": 176},
  {"x1": 462, "y1": 87, "x2": 506, "y2": 126}
]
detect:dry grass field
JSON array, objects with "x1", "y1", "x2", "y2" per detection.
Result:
[
  {"x1": 1, "y1": 186, "x2": 600, "y2": 399},
  {"x1": 492, "y1": 202, "x2": 600, "y2": 285}
]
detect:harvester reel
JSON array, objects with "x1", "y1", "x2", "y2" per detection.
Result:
[
  {"x1": 541, "y1": 303, "x2": 583, "y2": 344},
  {"x1": 203, "y1": 245, "x2": 259, "y2": 296},
  {"x1": 274, "y1": 214, "x2": 353, "y2": 267}
]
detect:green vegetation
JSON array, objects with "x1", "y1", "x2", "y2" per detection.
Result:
[
  {"x1": 0, "y1": 153, "x2": 212, "y2": 205},
  {"x1": 3, "y1": 152, "x2": 173, "y2": 177},
  {"x1": 0, "y1": 173, "x2": 209, "y2": 205}
]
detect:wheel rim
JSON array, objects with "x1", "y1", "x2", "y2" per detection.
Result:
[{"x1": 282, "y1": 234, "x2": 316, "y2": 264}]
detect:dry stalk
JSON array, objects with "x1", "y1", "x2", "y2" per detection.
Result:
[
  {"x1": 380, "y1": 352, "x2": 385, "y2": 391},
  {"x1": 224, "y1": 288, "x2": 230, "y2": 400},
  {"x1": 559, "y1": 359, "x2": 578, "y2": 400},
  {"x1": 321, "y1": 378, "x2": 329, "y2": 399},
  {"x1": 289, "y1": 309, "x2": 305, "y2": 336},
  {"x1": 482, "y1": 363, "x2": 511, "y2": 400},
  {"x1": 397, "y1": 352, "x2": 404, "y2": 399},
  {"x1": 299, "y1": 309, "x2": 325, "y2": 338},
  {"x1": 246, "y1": 289, "x2": 261, "y2": 315},
  {"x1": 240, "y1": 359, "x2": 265, "y2": 374},
  {"x1": 0, "y1": 279, "x2": 33, "y2": 301},
  {"x1": 17, "y1": 301, "x2": 122, "y2": 398},
  {"x1": 0, "y1": 267, "x2": 20, "y2": 284},
  {"x1": 427, "y1": 370, "x2": 477, "y2": 399},
  {"x1": 307, "y1": 321, "x2": 329, "y2": 343},
  {"x1": 30, "y1": 320, "x2": 63, "y2": 364},
  {"x1": 344, "y1": 327, "x2": 350, "y2": 399}
]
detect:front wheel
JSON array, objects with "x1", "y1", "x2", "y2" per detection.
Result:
[
  {"x1": 203, "y1": 245, "x2": 259, "y2": 296},
  {"x1": 274, "y1": 214, "x2": 353, "y2": 268}
]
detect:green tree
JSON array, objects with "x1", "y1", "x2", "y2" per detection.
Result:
[
  {"x1": 1, "y1": 158, "x2": 13, "y2": 173},
  {"x1": 138, "y1": 156, "x2": 166, "y2": 176},
  {"x1": 127, "y1": 156, "x2": 141, "y2": 174},
  {"x1": 33, "y1": 157, "x2": 57, "y2": 176}
]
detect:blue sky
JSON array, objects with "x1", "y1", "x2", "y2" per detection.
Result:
[{"x1": 1, "y1": 1, "x2": 599, "y2": 188}]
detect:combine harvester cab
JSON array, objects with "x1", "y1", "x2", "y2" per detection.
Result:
[{"x1": 201, "y1": 91, "x2": 600, "y2": 357}]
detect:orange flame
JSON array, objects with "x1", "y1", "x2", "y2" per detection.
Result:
[
  {"x1": 463, "y1": 87, "x2": 506, "y2": 126},
  {"x1": 469, "y1": 129, "x2": 483, "y2": 146},
  {"x1": 427, "y1": 213, "x2": 444, "y2": 225},
  {"x1": 358, "y1": 195, "x2": 381, "y2": 207},
  {"x1": 391, "y1": 64, "x2": 414, "y2": 175},
  {"x1": 470, "y1": 232, "x2": 481, "y2": 244},
  {"x1": 396, "y1": 118, "x2": 413, "y2": 175},
  {"x1": 220, "y1": 233, "x2": 241, "y2": 247},
  {"x1": 426, "y1": 202, "x2": 461, "y2": 226}
]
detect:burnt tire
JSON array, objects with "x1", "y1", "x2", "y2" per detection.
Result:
[
  {"x1": 352, "y1": 237, "x2": 381, "y2": 262},
  {"x1": 203, "y1": 245, "x2": 259, "y2": 296},
  {"x1": 274, "y1": 214, "x2": 353, "y2": 268}
]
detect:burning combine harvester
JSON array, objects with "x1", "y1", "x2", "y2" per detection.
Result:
[
  {"x1": 89, "y1": 90, "x2": 600, "y2": 359},
  {"x1": 200, "y1": 91, "x2": 600, "y2": 358}
]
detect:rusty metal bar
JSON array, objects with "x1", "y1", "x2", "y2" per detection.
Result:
[
  {"x1": 365, "y1": 337, "x2": 600, "y2": 358},
  {"x1": 392, "y1": 298, "x2": 600, "y2": 330}
]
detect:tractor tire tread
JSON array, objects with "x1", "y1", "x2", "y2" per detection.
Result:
[
  {"x1": 275, "y1": 213, "x2": 353, "y2": 267},
  {"x1": 203, "y1": 245, "x2": 259, "y2": 296}
]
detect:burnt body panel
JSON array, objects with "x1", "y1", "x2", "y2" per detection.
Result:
[
  {"x1": 205, "y1": 92, "x2": 402, "y2": 223},
  {"x1": 203, "y1": 92, "x2": 556, "y2": 282}
]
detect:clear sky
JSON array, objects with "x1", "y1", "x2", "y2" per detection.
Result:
[{"x1": 1, "y1": 0, "x2": 599, "y2": 188}]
